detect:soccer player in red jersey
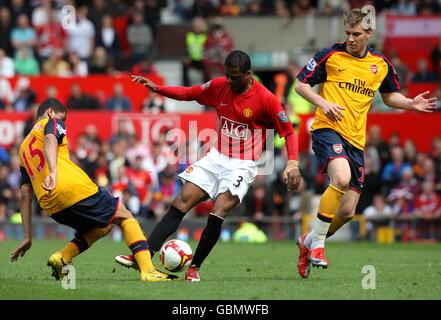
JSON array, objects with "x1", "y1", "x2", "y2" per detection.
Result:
[
  {"x1": 115, "y1": 50, "x2": 302, "y2": 281},
  {"x1": 294, "y1": 8, "x2": 437, "y2": 278}
]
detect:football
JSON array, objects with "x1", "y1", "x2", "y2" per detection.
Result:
[{"x1": 159, "y1": 239, "x2": 193, "y2": 272}]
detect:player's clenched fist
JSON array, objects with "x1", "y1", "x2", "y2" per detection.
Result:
[{"x1": 283, "y1": 160, "x2": 301, "y2": 191}]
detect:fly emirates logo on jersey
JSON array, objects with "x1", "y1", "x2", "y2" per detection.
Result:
[{"x1": 220, "y1": 116, "x2": 249, "y2": 140}]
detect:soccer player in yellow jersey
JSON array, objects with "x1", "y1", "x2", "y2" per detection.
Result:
[
  {"x1": 10, "y1": 98, "x2": 177, "y2": 282},
  {"x1": 295, "y1": 8, "x2": 438, "y2": 278}
]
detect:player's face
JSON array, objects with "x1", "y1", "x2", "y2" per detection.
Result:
[
  {"x1": 345, "y1": 23, "x2": 371, "y2": 57},
  {"x1": 224, "y1": 66, "x2": 252, "y2": 94},
  {"x1": 47, "y1": 108, "x2": 67, "y2": 121}
]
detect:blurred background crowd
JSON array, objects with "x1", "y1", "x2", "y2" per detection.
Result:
[{"x1": 0, "y1": 0, "x2": 440, "y2": 242}]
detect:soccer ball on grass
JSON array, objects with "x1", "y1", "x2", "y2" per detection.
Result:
[{"x1": 159, "y1": 239, "x2": 193, "y2": 272}]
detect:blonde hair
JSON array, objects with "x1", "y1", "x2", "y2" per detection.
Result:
[{"x1": 343, "y1": 8, "x2": 371, "y2": 31}]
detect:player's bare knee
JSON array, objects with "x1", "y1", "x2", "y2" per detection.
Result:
[{"x1": 331, "y1": 175, "x2": 350, "y2": 191}]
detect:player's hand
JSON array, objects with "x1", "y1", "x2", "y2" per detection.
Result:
[
  {"x1": 283, "y1": 160, "x2": 301, "y2": 192},
  {"x1": 131, "y1": 74, "x2": 157, "y2": 92},
  {"x1": 409, "y1": 91, "x2": 438, "y2": 112},
  {"x1": 319, "y1": 101, "x2": 345, "y2": 121},
  {"x1": 42, "y1": 171, "x2": 57, "y2": 191},
  {"x1": 10, "y1": 237, "x2": 32, "y2": 262}
]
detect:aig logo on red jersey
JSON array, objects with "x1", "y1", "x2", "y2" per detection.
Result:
[
  {"x1": 220, "y1": 116, "x2": 249, "y2": 140},
  {"x1": 333, "y1": 144, "x2": 343, "y2": 154}
]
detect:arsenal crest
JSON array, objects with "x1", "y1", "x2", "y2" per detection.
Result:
[
  {"x1": 333, "y1": 144, "x2": 343, "y2": 154},
  {"x1": 370, "y1": 64, "x2": 378, "y2": 74}
]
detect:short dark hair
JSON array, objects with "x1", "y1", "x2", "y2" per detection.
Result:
[
  {"x1": 37, "y1": 98, "x2": 67, "y2": 118},
  {"x1": 225, "y1": 50, "x2": 251, "y2": 74}
]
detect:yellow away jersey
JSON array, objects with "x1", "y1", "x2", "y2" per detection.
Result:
[
  {"x1": 297, "y1": 42, "x2": 400, "y2": 150},
  {"x1": 19, "y1": 118, "x2": 98, "y2": 214}
]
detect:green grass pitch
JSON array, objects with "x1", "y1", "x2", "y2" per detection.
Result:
[{"x1": 1, "y1": 239, "x2": 440, "y2": 300}]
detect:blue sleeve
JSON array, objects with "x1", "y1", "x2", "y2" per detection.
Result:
[
  {"x1": 20, "y1": 166, "x2": 31, "y2": 186},
  {"x1": 44, "y1": 118, "x2": 67, "y2": 144},
  {"x1": 297, "y1": 47, "x2": 334, "y2": 87},
  {"x1": 379, "y1": 60, "x2": 401, "y2": 93}
]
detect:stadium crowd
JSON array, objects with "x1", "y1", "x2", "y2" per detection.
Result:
[{"x1": 0, "y1": 0, "x2": 440, "y2": 241}]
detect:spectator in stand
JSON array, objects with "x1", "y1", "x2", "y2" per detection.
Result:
[
  {"x1": 390, "y1": 51, "x2": 410, "y2": 89},
  {"x1": 356, "y1": 153, "x2": 382, "y2": 214},
  {"x1": 131, "y1": 58, "x2": 158, "y2": 78},
  {"x1": 127, "y1": 12, "x2": 153, "y2": 66},
  {"x1": 67, "y1": 51, "x2": 88, "y2": 77},
  {"x1": 110, "y1": 119, "x2": 133, "y2": 146},
  {"x1": 89, "y1": 46, "x2": 113, "y2": 74},
  {"x1": 142, "y1": 91, "x2": 164, "y2": 113},
  {"x1": 0, "y1": 163, "x2": 14, "y2": 221},
  {"x1": 12, "y1": 77, "x2": 36, "y2": 112},
  {"x1": 202, "y1": 17, "x2": 234, "y2": 79},
  {"x1": 95, "y1": 14, "x2": 121, "y2": 66},
  {"x1": 152, "y1": 163, "x2": 181, "y2": 220},
  {"x1": 0, "y1": 7, "x2": 13, "y2": 57},
  {"x1": 431, "y1": 136, "x2": 441, "y2": 179},
  {"x1": 291, "y1": 0, "x2": 317, "y2": 16},
  {"x1": 218, "y1": 0, "x2": 241, "y2": 16},
  {"x1": 32, "y1": 0, "x2": 58, "y2": 28},
  {"x1": 431, "y1": 34, "x2": 441, "y2": 79},
  {"x1": 11, "y1": 13, "x2": 37, "y2": 57},
  {"x1": 36, "y1": 9, "x2": 67, "y2": 62},
  {"x1": 417, "y1": 0, "x2": 440, "y2": 15},
  {"x1": 182, "y1": 17, "x2": 208, "y2": 86},
  {"x1": 143, "y1": 0, "x2": 167, "y2": 40},
  {"x1": 246, "y1": 0, "x2": 263, "y2": 15},
  {"x1": 367, "y1": 125, "x2": 390, "y2": 171},
  {"x1": 42, "y1": 51, "x2": 70, "y2": 76},
  {"x1": 13, "y1": 47, "x2": 40, "y2": 76},
  {"x1": 0, "y1": 48, "x2": 15, "y2": 78},
  {"x1": 109, "y1": 138, "x2": 129, "y2": 181},
  {"x1": 66, "y1": 5, "x2": 95, "y2": 62},
  {"x1": 22, "y1": 103, "x2": 38, "y2": 137},
  {"x1": 88, "y1": 0, "x2": 111, "y2": 32},
  {"x1": 244, "y1": 176, "x2": 272, "y2": 231},
  {"x1": 46, "y1": 84, "x2": 58, "y2": 99},
  {"x1": 127, "y1": 155, "x2": 154, "y2": 217},
  {"x1": 363, "y1": 194, "x2": 396, "y2": 240},
  {"x1": 105, "y1": 83, "x2": 132, "y2": 111},
  {"x1": 111, "y1": 164, "x2": 138, "y2": 212},
  {"x1": 414, "y1": 179, "x2": 441, "y2": 239},
  {"x1": 66, "y1": 83, "x2": 101, "y2": 110},
  {"x1": 381, "y1": 145, "x2": 412, "y2": 195},
  {"x1": 420, "y1": 156, "x2": 437, "y2": 183},
  {"x1": 191, "y1": 0, "x2": 217, "y2": 18},
  {"x1": 411, "y1": 58, "x2": 438, "y2": 83},
  {"x1": 274, "y1": 0, "x2": 291, "y2": 24},
  {"x1": 390, "y1": 0, "x2": 417, "y2": 15},
  {"x1": 8, "y1": 0, "x2": 32, "y2": 27}
]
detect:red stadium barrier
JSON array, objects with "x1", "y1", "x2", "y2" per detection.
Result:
[{"x1": 1, "y1": 111, "x2": 440, "y2": 153}]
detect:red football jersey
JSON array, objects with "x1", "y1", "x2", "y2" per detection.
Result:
[{"x1": 157, "y1": 78, "x2": 294, "y2": 160}]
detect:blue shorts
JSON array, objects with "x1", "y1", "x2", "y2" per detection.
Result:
[
  {"x1": 51, "y1": 187, "x2": 120, "y2": 234},
  {"x1": 311, "y1": 129, "x2": 364, "y2": 193}
]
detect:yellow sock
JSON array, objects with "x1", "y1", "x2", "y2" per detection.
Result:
[
  {"x1": 60, "y1": 226, "x2": 112, "y2": 263},
  {"x1": 318, "y1": 184, "x2": 346, "y2": 220},
  {"x1": 60, "y1": 242, "x2": 80, "y2": 263},
  {"x1": 120, "y1": 218, "x2": 154, "y2": 273},
  {"x1": 328, "y1": 214, "x2": 352, "y2": 236}
]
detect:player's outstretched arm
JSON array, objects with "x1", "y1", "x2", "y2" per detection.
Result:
[
  {"x1": 282, "y1": 132, "x2": 301, "y2": 191},
  {"x1": 131, "y1": 74, "x2": 157, "y2": 92},
  {"x1": 295, "y1": 81, "x2": 345, "y2": 121},
  {"x1": 10, "y1": 183, "x2": 33, "y2": 262},
  {"x1": 381, "y1": 91, "x2": 438, "y2": 112},
  {"x1": 42, "y1": 134, "x2": 58, "y2": 191}
]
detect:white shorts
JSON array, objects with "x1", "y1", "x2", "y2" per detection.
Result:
[{"x1": 178, "y1": 147, "x2": 258, "y2": 203}]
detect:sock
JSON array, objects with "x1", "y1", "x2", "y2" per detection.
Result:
[
  {"x1": 121, "y1": 218, "x2": 154, "y2": 273},
  {"x1": 310, "y1": 184, "x2": 346, "y2": 249},
  {"x1": 60, "y1": 226, "x2": 112, "y2": 263},
  {"x1": 327, "y1": 215, "x2": 352, "y2": 238},
  {"x1": 147, "y1": 205, "x2": 186, "y2": 255},
  {"x1": 191, "y1": 213, "x2": 224, "y2": 268}
]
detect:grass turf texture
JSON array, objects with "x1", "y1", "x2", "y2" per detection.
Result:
[{"x1": 1, "y1": 239, "x2": 440, "y2": 300}]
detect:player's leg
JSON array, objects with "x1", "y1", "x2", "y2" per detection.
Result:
[
  {"x1": 304, "y1": 158, "x2": 350, "y2": 267},
  {"x1": 48, "y1": 225, "x2": 113, "y2": 280},
  {"x1": 186, "y1": 190, "x2": 240, "y2": 282},
  {"x1": 112, "y1": 203, "x2": 177, "y2": 281},
  {"x1": 146, "y1": 181, "x2": 208, "y2": 255},
  {"x1": 326, "y1": 189, "x2": 360, "y2": 237}
]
